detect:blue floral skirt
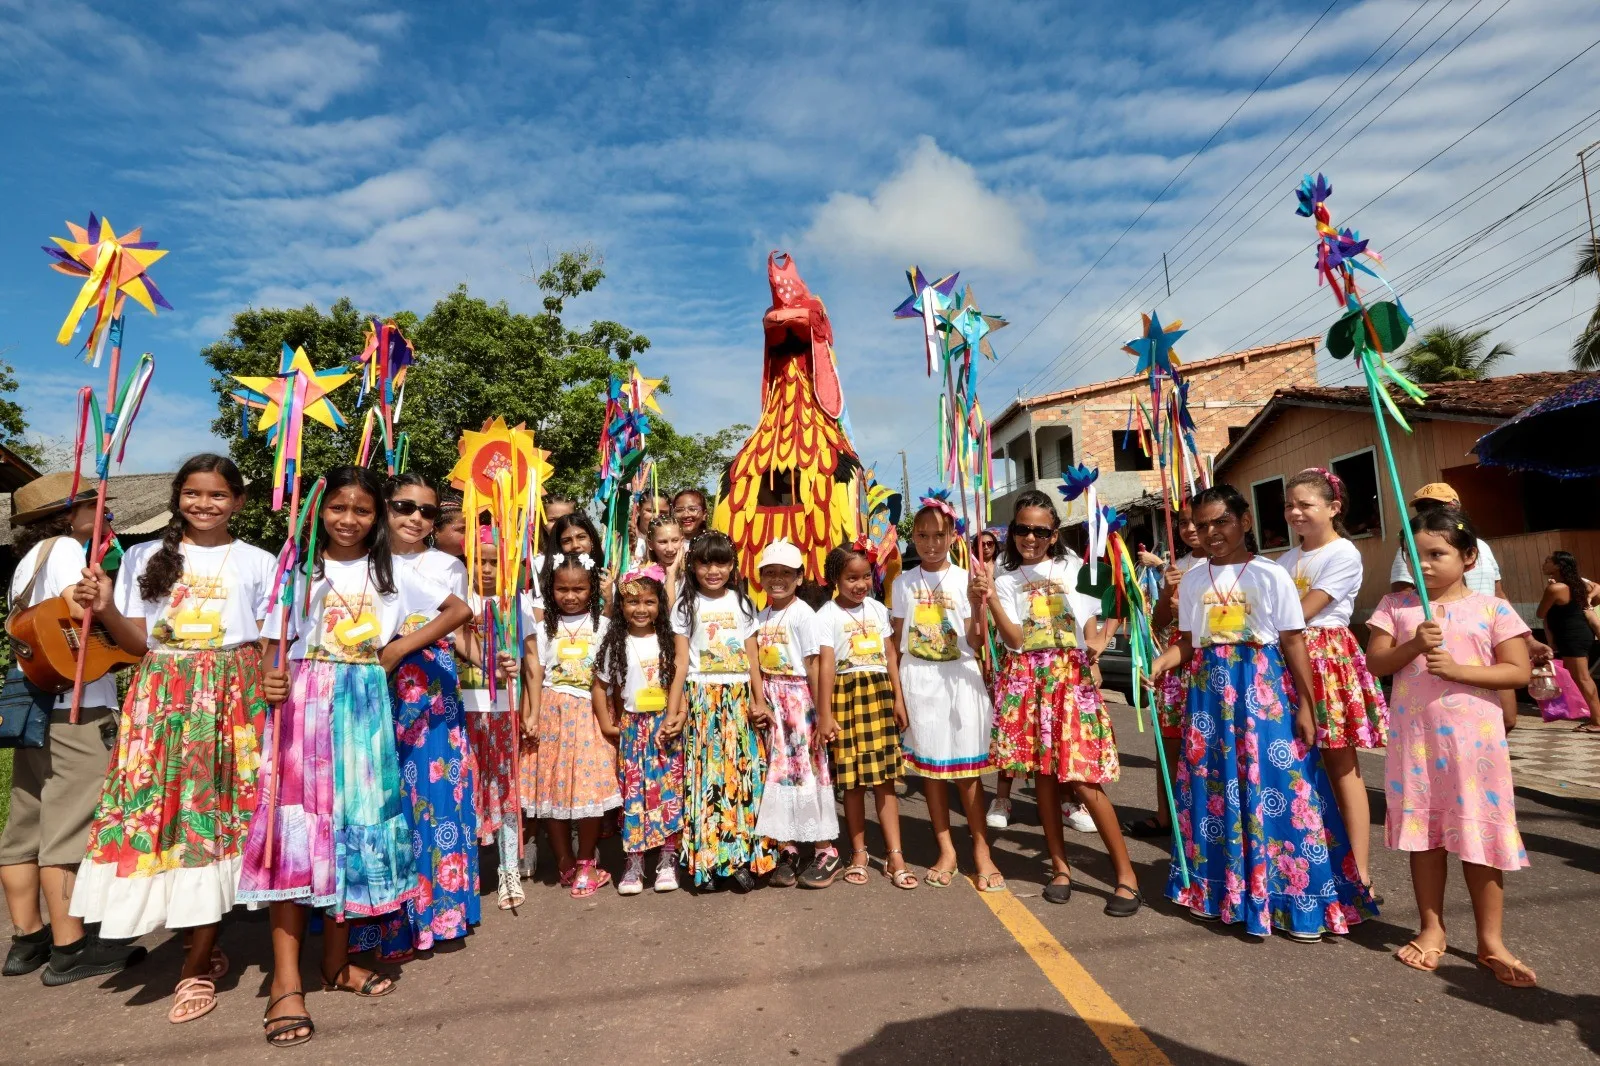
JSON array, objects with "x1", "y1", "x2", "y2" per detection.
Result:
[
  {"x1": 1165, "y1": 643, "x2": 1376, "y2": 937},
  {"x1": 353, "y1": 642, "x2": 479, "y2": 958}
]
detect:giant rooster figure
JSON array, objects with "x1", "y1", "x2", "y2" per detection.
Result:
[{"x1": 714, "y1": 251, "x2": 860, "y2": 597}]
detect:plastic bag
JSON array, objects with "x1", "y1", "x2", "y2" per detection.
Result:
[
  {"x1": 1537, "y1": 660, "x2": 1592, "y2": 722},
  {"x1": 1528, "y1": 663, "x2": 1558, "y2": 702}
]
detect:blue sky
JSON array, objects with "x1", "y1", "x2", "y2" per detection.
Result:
[{"x1": 3, "y1": 0, "x2": 1598, "y2": 492}]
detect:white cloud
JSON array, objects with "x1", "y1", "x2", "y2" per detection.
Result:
[
  {"x1": 802, "y1": 137, "x2": 1035, "y2": 272},
  {"x1": 215, "y1": 29, "x2": 379, "y2": 112}
]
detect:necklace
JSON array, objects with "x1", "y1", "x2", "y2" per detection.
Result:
[{"x1": 1207, "y1": 558, "x2": 1251, "y2": 605}]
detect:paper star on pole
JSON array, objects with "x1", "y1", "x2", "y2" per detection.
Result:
[
  {"x1": 624, "y1": 367, "x2": 664, "y2": 414},
  {"x1": 230, "y1": 343, "x2": 354, "y2": 440},
  {"x1": 891, "y1": 266, "x2": 961, "y2": 320},
  {"x1": 1122, "y1": 313, "x2": 1187, "y2": 377},
  {"x1": 44, "y1": 214, "x2": 173, "y2": 353},
  {"x1": 945, "y1": 285, "x2": 1008, "y2": 362}
]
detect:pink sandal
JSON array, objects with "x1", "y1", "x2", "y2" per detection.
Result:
[{"x1": 570, "y1": 859, "x2": 611, "y2": 898}]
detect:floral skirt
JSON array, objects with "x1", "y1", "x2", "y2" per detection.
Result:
[
  {"x1": 1294, "y1": 626, "x2": 1388, "y2": 750},
  {"x1": 1154, "y1": 623, "x2": 1187, "y2": 738},
  {"x1": 468, "y1": 706, "x2": 520, "y2": 846},
  {"x1": 829, "y1": 671, "x2": 903, "y2": 790},
  {"x1": 897, "y1": 654, "x2": 992, "y2": 779},
  {"x1": 682, "y1": 680, "x2": 774, "y2": 886},
  {"x1": 1165, "y1": 643, "x2": 1376, "y2": 938},
  {"x1": 526, "y1": 689, "x2": 620, "y2": 820},
  {"x1": 990, "y1": 647, "x2": 1119, "y2": 783},
  {"x1": 71, "y1": 645, "x2": 267, "y2": 938},
  {"x1": 619, "y1": 709, "x2": 684, "y2": 853},
  {"x1": 755, "y1": 676, "x2": 838, "y2": 844},
  {"x1": 238, "y1": 659, "x2": 418, "y2": 919},
  {"x1": 363, "y1": 642, "x2": 479, "y2": 958}
]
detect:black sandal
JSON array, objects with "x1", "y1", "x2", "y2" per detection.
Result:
[
  {"x1": 263, "y1": 991, "x2": 314, "y2": 1048},
  {"x1": 1121, "y1": 816, "x2": 1168, "y2": 838},
  {"x1": 1104, "y1": 883, "x2": 1143, "y2": 918},
  {"x1": 1042, "y1": 872, "x2": 1073, "y2": 905},
  {"x1": 321, "y1": 964, "x2": 396, "y2": 998}
]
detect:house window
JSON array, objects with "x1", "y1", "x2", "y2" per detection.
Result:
[
  {"x1": 1331, "y1": 448, "x2": 1383, "y2": 539},
  {"x1": 1111, "y1": 430, "x2": 1152, "y2": 472},
  {"x1": 1021, "y1": 455, "x2": 1036, "y2": 485},
  {"x1": 1252, "y1": 476, "x2": 1291, "y2": 552},
  {"x1": 1055, "y1": 435, "x2": 1074, "y2": 477}
]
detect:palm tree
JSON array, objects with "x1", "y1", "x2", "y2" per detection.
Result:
[
  {"x1": 1395, "y1": 325, "x2": 1513, "y2": 384},
  {"x1": 1573, "y1": 237, "x2": 1600, "y2": 371}
]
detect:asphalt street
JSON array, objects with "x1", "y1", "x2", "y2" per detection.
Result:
[{"x1": 3, "y1": 700, "x2": 1596, "y2": 1065}]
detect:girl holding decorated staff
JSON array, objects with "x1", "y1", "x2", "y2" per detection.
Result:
[
  {"x1": 669, "y1": 531, "x2": 773, "y2": 891},
  {"x1": 70, "y1": 455, "x2": 275, "y2": 1021},
  {"x1": 524, "y1": 551, "x2": 618, "y2": 898},
  {"x1": 1274, "y1": 467, "x2": 1388, "y2": 896},
  {"x1": 1149, "y1": 485, "x2": 1373, "y2": 941},
  {"x1": 978, "y1": 490, "x2": 1140, "y2": 914},
  {"x1": 819, "y1": 541, "x2": 914, "y2": 888},
  {"x1": 361, "y1": 473, "x2": 478, "y2": 959},
  {"x1": 593, "y1": 564, "x2": 684, "y2": 894},
  {"x1": 892, "y1": 495, "x2": 1002, "y2": 890},
  {"x1": 239, "y1": 465, "x2": 471, "y2": 1049}
]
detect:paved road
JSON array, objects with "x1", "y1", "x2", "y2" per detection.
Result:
[{"x1": 3, "y1": 702, "x2": 1597, "y2": 1065}]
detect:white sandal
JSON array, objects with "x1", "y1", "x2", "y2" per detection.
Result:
[{"x1": 497, "y1": 867, "x2": 525, "y2": 911}]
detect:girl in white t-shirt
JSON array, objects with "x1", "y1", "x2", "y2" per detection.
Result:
[
  {"x1": 71, "y1": 454, "x2": 275, "y2": 1023},
  {"x1": 820, "y1": 542, "x2": 911, "y2": 887},
  {"x1": 668, "y1": 531, "x2": 773, "y2": 892},
  {"x1": 1277, "y1": 467, "x2": 1388, "y2": 894},
  {"x1": 1150, "y1": 485, "x2": 1374, "y2": 942},
  {"x1": 752, "y1": 539, "x2": 840, "y2": 888},
  {"x1": 593, "y1": 564, "x2": 684, "y2": 895},
  {"x1": 892, "y1": 496, "x2": 1001, "y2": 890},
  {"x1": 646, "y1": 515, "x2": 686, "y2": 604},
  {"x1": 524, "y1": 551, "x2": 618, "y2": 898},
  {"x1": 239, "y1": 465, "x2": 472, "y2": 1047},
  {"x1": 978, "y1": 490, "x2": 1139, "y2": 914}
]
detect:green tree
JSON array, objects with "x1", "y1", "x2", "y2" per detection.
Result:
[
  {"x1": 203, "y1": 250, "x2": 743, "y2": 544},
  {"x1": 1572, "y1": 238, "x2": 1600, "y2": 371},
  {"x1": 0, "y1": 359, "x2": 42, "y2": 465},
  {"x1": 1395, "y1": 325, "x2": 1513, "y2": 384},
  {"x1": 650, "y1": 421, "x2": 750, "y2": 494}
]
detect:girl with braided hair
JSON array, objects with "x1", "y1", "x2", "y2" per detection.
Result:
[{"x1": 593, "y1": 565, "x2": 684, "y2": 894}]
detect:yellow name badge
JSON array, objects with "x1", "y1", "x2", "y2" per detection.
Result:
[
  {"x1": 634, "y1": 686, "x2": 668, "y2": 712},
  {"x1": 1293, "y1": 574, "x2": 1310, "y2": 594},
  {"x1": 556, "y1": 637, "x2": 590, "y2": 661},
  {"x1": 171, "y1": 607, "x2": 222, "y2": 641},
  {"x1": 1029, "y1": 592, "x2": 1063, "y2": 620},
  {"x1": 1207, "y1": 602, "x2": 1246, "y2": 636},
  {"x1": 850, "y1": 632, "x2": 883, "y2": 659},
  {"x1": 334, "y1": 612, "x2": 380, "y2": 647},
  {"x1": 913, "y1": 602, "x2": 944, "y2": 626}
]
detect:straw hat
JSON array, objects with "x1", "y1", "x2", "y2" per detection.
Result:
[{"x1": 9, "y1": 473, "x2": 108, "y2": 527}]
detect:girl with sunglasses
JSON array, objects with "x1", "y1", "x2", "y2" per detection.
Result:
[{"x1": 357, "y1": 474, "x2": 479, "y2": 960}]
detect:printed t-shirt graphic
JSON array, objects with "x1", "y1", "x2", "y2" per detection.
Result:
[
  {"x1": 313, "y1": 585, "x2": 381, "y2": 662},
  {"x1": 697, "y1": 607, "x2": 748, "y2": 674},
  {"x1": 598, "y1": 633, "x2": 668, "y2": 713},
  {"x1": 1178, "y1": 560, "x2": 1306, "y2": 648},
  {"x1": 835, "y1": 604, "x2": 889, "y2": 671},
  {"x1": 908, "y1": 583, "x2": 959, "y2": 662},
  {"x1": 545, "y1": 616, "x2": 601, "y2": 693}
]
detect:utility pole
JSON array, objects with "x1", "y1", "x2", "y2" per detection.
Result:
[
  {"x1": 898, "y1": 449, "x2": 910, "y2": 505},
  {"x1": 1581, "y1": 141, "x2": 1600, "y2": 278}
]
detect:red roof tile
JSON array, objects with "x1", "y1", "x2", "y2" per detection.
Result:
[{"x1": 1275, "y1": 370, "x2": 1592, "y2": 419}]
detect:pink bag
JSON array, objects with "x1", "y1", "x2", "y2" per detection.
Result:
[{"x1": 1537, "y1": 660, "x2": 1593, "y2": 722}]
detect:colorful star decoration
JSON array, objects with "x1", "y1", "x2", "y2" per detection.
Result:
[
  {"x1": 945, "y1": 285, "x2": 1008, "y2": 362},
  {"x1": 1123, "y1": 312, "x2": 1187, "y2": 377},
  {"x1": 43, "y1": 214, "x2": 172, "y2": 358},
  {"x1": 230, "y1": 343, "x2": 355, "y2": 441},
  {"x1": 450, "y1": 416, "x2": 551, "y2": 501}
]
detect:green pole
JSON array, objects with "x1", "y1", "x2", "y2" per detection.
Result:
[{"x1": 1360, "y1": 352, "x2": 1432, "y2": 621}]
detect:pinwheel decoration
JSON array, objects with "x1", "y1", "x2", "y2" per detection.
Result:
[
  {"x1": 1294, "y1": 172, "x2": 1432, "y2": 617},
  {"x1": 1122, "y1": 312, "x2": 1202, "y2": 559},
  {"x1": 893, "y1": 266, "x2": 961, "y2": 376},
  {"x1": 1122, "y1": 312, "x2": 1187, "y2": 378},
  {"x1": 354, "y1": 318, "x2": 416, "y2": 473},
  {"x1": 596, "y1": 368, "x2": 662, "y2": 572},
  {"x1": 231, "y1": 344, "x2": 355, "y2": 511}
]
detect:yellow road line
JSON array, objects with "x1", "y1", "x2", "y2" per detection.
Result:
[{"x1": 975, "y1": 883, "x2": 1172, "y2": 1066}]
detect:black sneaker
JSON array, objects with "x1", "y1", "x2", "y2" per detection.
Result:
[
  {"x1": 728, "y1": 867, "x2": 758, "y2": 894},
  {"x1": 768, "y1": 851, "x2": 800, "y2": 889},
  {"x1": 40, "y1": 935, "x2": 147, "y2": 987},
  {"x1": 3, "y1": 926, "x2": 51, "y2": 977}
]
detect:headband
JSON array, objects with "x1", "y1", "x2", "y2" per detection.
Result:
[
  {"x1": 1299, "y1": 466, "x2": 1345, "y2": 502},
  {"x1": 916, "y1": 487, "x2": 957, "y2": 522}
]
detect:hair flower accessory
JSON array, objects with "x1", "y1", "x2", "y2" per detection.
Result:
[
  {"x1": 621, "y1": 562, "x2": 666, "y2": 589},
  {"x1": 577, "y1": 552, "x2": 595, "y2": 571},
  {"x1": 917, "y1": 487, "x2": 957, "y2": 521}
]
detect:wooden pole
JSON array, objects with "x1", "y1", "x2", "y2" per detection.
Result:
[
  {"x1": 261, "y1": 462, "x2": 302, "y2": 871},
  {"x1": 68, "y1": 313, "x2": 123, "y2": 724}
]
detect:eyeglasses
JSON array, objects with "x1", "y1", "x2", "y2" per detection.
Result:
[
  {"x1": 1013, "y1": 524, "x2": 1054, "y2": 540},
  {"x1": 674, "y1": 504, "x2": 705, "y2": 516},
  {"x1": 389, "y1": 499, "x2": 442, "y2": 522}
]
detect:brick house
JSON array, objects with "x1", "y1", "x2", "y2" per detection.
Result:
[
  {"x1": 1212, "y1": 370, "x2": 1599, "y2": 627},
  {"x1": 988, "y1": 337, "x2": 1319, "y2": 546}
]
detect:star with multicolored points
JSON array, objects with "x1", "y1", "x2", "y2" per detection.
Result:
[{"x1": 230, "y1": 343, "x2": 354, "y2": 440}]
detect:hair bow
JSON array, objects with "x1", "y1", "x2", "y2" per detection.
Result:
[
  {"x1": 850, "y1": 535, "x2": 879, "y2": 564},
  {"x1": 621, "y1": 562, "x2": 666, "y2": 587}
]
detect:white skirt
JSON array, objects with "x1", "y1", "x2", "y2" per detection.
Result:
[
  {"x1": 898, "y1": 654, "x2": 993, "y2": 779},
  {"x1": 71, "y1": 855, "x2": 243, "y2": 939}
]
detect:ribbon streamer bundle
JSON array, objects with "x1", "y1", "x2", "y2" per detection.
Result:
[
  {"x1": 595, "y1": 369, "x2": 661, "y2": 575},
  {"x1": 44, "y1": 215, "x2": 171, "y2": 721},
  {"x1": 354, "y1": 317, "x2": 416, "y2": 473}
]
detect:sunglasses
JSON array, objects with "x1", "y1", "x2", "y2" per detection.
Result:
[
  {"x1": 1013, "y1": 524, "x2": 1055, "y2": 540},
  {"x1": 388, "y1": 499, "x2": 442, "y2": 522}
]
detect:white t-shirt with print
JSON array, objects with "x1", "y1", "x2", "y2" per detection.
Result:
[
  {"x1": 8, "y1": 537, "x2": 118, "y2": 709},
  {"x1": 671, "y1": 590, "x2": 757, "y2": 685},
  {"x1": 534, "y1": 612, "x2": 607, "y2": 699},
  {"x1": 817, "y1": 599, "x2": 893, "y2": 675},
  {"x1": 114, "y1": 538, "x2": 278, "y2": 651},
  {"x1": 393, "y1": 549, "x2": 468, "y2": 634},
  {"x1": 890, "y1": 565, "x2": 975, "y2": 663},
  {"x1": 267, "y1": 556, "x2": 449, "y2": 663},
  {"x1": 1274, "y1": 539, "x2": 1364, "y2": 628},
  {"x1": 754, "y1": 599, "x2": 827, "y2": 678},
  {"x1": 1390, "y1": 536, "x2": 1499, "y2": 596},
  {"x1": 990, "y1": 556, "x2": 1101, "y2": 653},
  {"x1": 1178, "y1": 558, "x2": 1306, "y2": 648},
  {"x1": 596, "y1": 632, "x2": 673, "y2": 714}
]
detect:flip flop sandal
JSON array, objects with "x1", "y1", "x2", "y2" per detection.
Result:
[
  {"x1": 923, "y1": 867, "x2": 956, "y2": 888},
  {"x1": 321, "y1": 966, "x2": 396, "y2": 998},
  {"x1": 975, "y1": 872, "x2": 1008, "y2": 893},
  {"x1": 1477, "y1": 953, "x2": 1537, "y2": 988},
  {"x1": 262, "y1": 991, "x2": 314, "y2": 1048},
  {"x1": 207, "y1": 947, "x2": 229, "y2": 982},
  {"x1": 1396, "y1": 941, "x2": 1445, "y2": 972},
  {"x1": 169, "y1": 976, "x2": 217, "y2": 1024},
  {"x1": 887, "y1": 867, "x2": 919, "y2": 890},
  {"x1": 799, "y1": 850, "x2": 843, "y2": 889}
]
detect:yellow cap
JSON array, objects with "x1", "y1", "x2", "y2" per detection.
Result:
[{"x1": 1411, "y1": 482, "x2": 1460, "y2": 506}]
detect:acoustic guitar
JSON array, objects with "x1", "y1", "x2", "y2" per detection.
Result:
[{"x1": 6, "y1": 595, "x2": 139, "y2": 694}]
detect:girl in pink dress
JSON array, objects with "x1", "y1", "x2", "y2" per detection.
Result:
[{"x1": 1365, "y1": 508, "x2": 1535, "y2": 988}]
